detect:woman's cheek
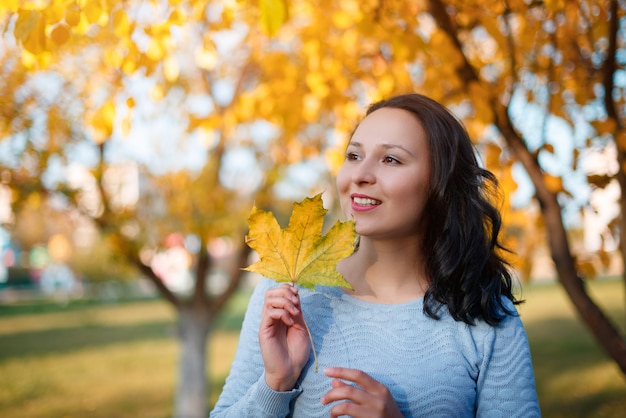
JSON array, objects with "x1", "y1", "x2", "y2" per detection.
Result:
[{"x1": 335, "y1": 169, "x2": 350, "y2": 213}]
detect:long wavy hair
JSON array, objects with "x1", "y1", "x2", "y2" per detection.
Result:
[{"x1": 366, "y1": 93, "x2": 519, "y2": 325}]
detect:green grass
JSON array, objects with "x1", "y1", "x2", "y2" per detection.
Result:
[
  {"x1": 0, "y1": 280, "x2": 624, "y2": 417},
  {"x1": 518, "y1": 279, "x2": 626, "y2": 417}
]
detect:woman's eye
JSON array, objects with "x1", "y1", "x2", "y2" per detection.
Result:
[
  {"x1": 346, "y1": 152, "x2": 360, "y2": 161},
  {"x1": 383, "y1": 156, "x2": 400, "y2": 164}
]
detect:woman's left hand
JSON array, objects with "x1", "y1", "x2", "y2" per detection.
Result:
[{"x1": 321, "y1": 367, "x2": 403, "y2": 418}]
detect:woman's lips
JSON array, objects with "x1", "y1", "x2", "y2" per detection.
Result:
[{"x1": 351, "y1": 195, "x2": 381, "y2": 212}]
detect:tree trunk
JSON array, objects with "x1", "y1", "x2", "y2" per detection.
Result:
[
  {"x1": 601, "y1": 0, "x2": 626, "y2": 325},
  {"x1": 128, "y1": 241, "x2": 249, "y2": 417},
  {"x1": 617, "y1": 147, "x2": 626, "y2": 325},
  {"x1": 173, "y1": 303, "x2": 212, "y2": 418},
  {"x1": 495, "y1": 103, "x2": 626, "y2": 375}
]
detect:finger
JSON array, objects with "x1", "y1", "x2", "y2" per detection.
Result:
[
  {"x1": 264, "y1": 294, "x2": 301, "y2": 316},
  {"x1": 271, "y1": 282, "x2": 299, "y2": 294},
  {"x1": 329, "y1": 402, "x2": 371, "y2": 418},
  {"x1": 321, "y1": 382, "x2": 369, "y2": 406},
  {"x1": 331, "y1": 378, "x2": 349, "y2": 389},
  {"x1": 324, "y1": 367, "x2": 380, "y2": 392},
  {"x1": 266, "y1": 286, "x2": 301, "y2": 307},
  {"x1": 280, "y1": 283, "x2": 300, "y2": 297},
  {"x1": 262, "y1": 306, "x2": 297, "y2": 326}
]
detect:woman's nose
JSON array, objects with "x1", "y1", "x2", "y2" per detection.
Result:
[{"x1": 352, "y1": 160, "x2": 376, "y2": 185}]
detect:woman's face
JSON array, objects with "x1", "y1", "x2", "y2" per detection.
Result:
[{"x1": 336, "y1": 107, "x2": 431, "y2": 240}]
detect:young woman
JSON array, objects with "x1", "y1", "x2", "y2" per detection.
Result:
[{"x1": 211, "y1": 94, "x2": 540, "y2": 417}]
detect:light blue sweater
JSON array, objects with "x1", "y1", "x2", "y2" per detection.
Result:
[{"x1": 211, "y1": 278, "x2": 540, "y2": 417}]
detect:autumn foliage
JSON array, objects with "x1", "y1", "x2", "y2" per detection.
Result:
[{"x1": 1, "y1": 0, "x2": 626, "y2": 414}]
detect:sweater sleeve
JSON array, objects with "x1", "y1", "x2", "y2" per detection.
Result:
[
  {"x1": 475, "y1": 303, "x2": 541, "y2": 417},
  {"x1": 210, "y1": 278, "x2": 302, "y2": 418}
]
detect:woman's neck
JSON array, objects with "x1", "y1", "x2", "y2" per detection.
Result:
[{"x1": 338, "y1": 237, "x2": 429, "y2": 304}]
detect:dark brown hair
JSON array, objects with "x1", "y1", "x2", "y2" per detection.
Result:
[{"x1": 367, "y1": 93, "x2": 518, "y2": 325}]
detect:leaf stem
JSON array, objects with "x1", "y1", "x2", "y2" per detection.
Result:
[
  {"x1": 303, "y1": 311, "x2": 319, "y2": 373},
  {"x1": 293, "y1": 282, "x2": 319, "y2": 373}
]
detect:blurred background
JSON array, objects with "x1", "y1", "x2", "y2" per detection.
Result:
[{"x1": 0, "y1": 0, "x2": 625, "y2": 417}]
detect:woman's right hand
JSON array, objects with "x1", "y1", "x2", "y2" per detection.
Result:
[{"x1": 259, "y1": 284, "x2": 311, "y2": 392}]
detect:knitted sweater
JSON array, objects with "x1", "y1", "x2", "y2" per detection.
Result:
[{"x1": 210, "y1": 278, "x2": 540, "y2": 417}]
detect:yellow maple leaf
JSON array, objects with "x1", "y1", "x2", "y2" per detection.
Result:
[{"x1": 244, "y1": 193, "x2": 355, "y2": 290}]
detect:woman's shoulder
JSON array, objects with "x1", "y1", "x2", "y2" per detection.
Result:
[
  {"x1": 460, "y1": 296, "x2": 527, "y2": 351},
  {"x1": 429, "y1": 295, "x2": 525, "y2": 341},
  {"x1": 492, "y1": 296, "x2": 524, "y2": 328}
]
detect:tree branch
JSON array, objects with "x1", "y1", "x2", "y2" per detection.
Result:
[
  {"x1": 208, "y1": 240, "x2": 251, "y2": 320},
  {"x1": 192, "y1": 239, "x2": 211, "y2": 305},
  {"x1": 127, "y1": 250, "x2": 182, "y2": 309},
  {"x1": 427, "y1": 0, "x2": 480, "y2": 84},
  {"x1": 603, "y1": 0, "x2": 619, "y2": 124}
]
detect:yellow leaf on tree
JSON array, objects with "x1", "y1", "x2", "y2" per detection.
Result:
[
  {"x1": 305, "y1": 72, "x2": 330, "y2": 98},
  {"x1": 146, "y1": 37, "x2": 166, "y2": 61},
  {"x1": 15, "y1": 9, "x2": 46, "y2": 55},
  {"x1": 104, "y1": 49, "x2": 122, "y2": 68},
  {"x1": 46, "y1": 0, "x2": 68, "y2": 23},
  {"x1": 20, "y1": 49, "x2": 38, "y2": 69},
  {"x1": 14, "y1": 9, "x2": 37, "y2": 42},
  {"x1": 259, "y1": 0, "x2": 287, "y2": 36},
  {"x1": 325, "y1": 146, "x2": 346, "y2": 176},
  {"x1": 50, "y1": 23, "x2": 70, "y2": 45},
  {"x1": 91, "y1": 99, "x2": 116, "y2": 144},
  {"x1": 65, "y1": 6, "x2": 81, "y2": 27},
  {"x1": 112, "y1": 9, "x2": 132, "y2": 38},
  {"x1": 302, "y1": 93, "x2": 321, "y2": 122},
  {"x1": 377, "y1": 73, "x2": 395, "y2": 96},
  {"x1": 0, "y1": 0, "x2": 19, "y2": 14},
  {"x1": 83, "y1": 0, "x2": 105, "y2": 25},
  {"x1": 168, "y1": 9, "x2": 185, "y2": 25},
  {"x1": 332, "y1": 11, "x2": 354, "y2": 29},
  {"x1": 543, "y1": 173, "x2": 563, "y2": 194},
  {"x1": 196, "y1": 46, "x2": 218, "y2": 70},
  {"x1": 150, "y1": 83, "x2": 165, "y2": 101},
  {"x1": 244, "y1": 193, "x2": 356, "y2": 290},
  {"x1": 163, "y1": 55, "x2": 180, "y2": 82}
]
